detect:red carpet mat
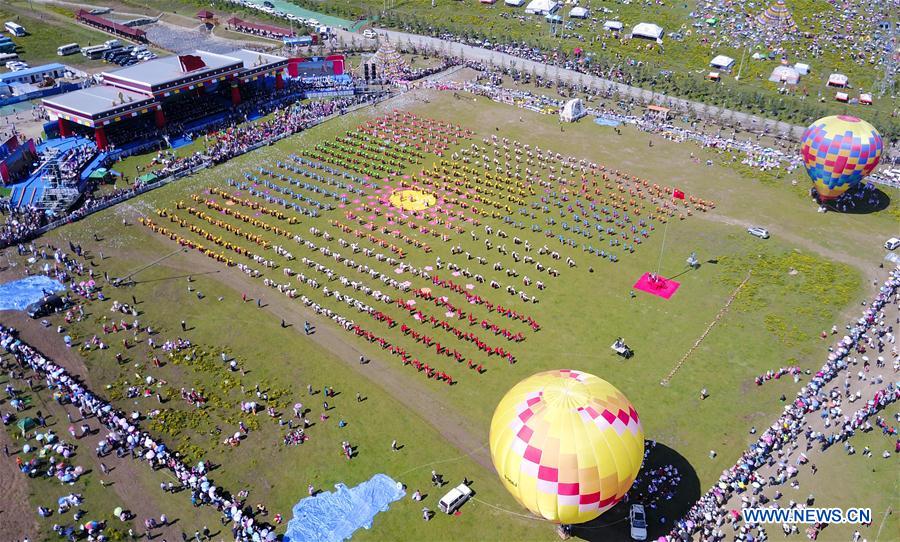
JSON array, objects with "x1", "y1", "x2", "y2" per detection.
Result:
[{"x1": 634, "y1": 272, "x2": 681, "y2": 299}]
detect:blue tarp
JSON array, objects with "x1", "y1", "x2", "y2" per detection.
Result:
[
  {"x1": 0, "y1": 275, "x2": 66, "y2": 311},
  {"x1": 284, "y1": 473, "x2": 405, "y2": 542},
  {"x1": 593, "y1": 117, "x2": 621, "y2": 127}
]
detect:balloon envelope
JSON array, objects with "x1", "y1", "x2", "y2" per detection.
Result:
[
  {"x1": 800, "y1": 115, "x2": 883, "y2": 200},
  {"x1": 489, "y1": 369, "x2": 644, "y2": 524}
]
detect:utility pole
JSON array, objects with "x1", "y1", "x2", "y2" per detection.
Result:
[{"x1": 735, "y1": 47, "x2": 747, "y2": 81}]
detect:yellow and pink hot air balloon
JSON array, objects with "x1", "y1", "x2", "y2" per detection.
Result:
[
  {"x1": 800, "y1": 115, "x2": 883, "y2": 200},
  {"x1": 489, "y1": 370, "x2": 644, "y2": 524}
]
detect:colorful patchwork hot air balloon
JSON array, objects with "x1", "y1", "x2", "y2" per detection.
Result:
[
  {"x1": 800, "y1": 115, "x2": 883, "y2": 200},
  {"x1": 489, "y1": 369, "x2": 644, "y2": 524}
]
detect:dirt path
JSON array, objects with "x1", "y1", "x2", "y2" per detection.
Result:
[
  {"x1": 1, "y1": 311, "x2": 183, "y2": 540},
  {"x1": 0, "y1": 422, "x2": 38, "y2": 542},
  {"x1": 698, "y1": 212, "x2": 881, "y2": 286}
]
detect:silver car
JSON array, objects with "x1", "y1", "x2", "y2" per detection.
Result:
[{"x1": 747, "y1": 226, "x2": 770, "y2": 239}]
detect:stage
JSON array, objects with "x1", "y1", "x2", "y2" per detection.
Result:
[{"x1": 634, "y1": 272, "x2": 681, "y2": 299}]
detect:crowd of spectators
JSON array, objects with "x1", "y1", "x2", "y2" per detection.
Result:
[
  {"x1": 0, "y1": 204, "x2": 48, "y2": 249},
  {"x1": 0, "y1": 323, "x2": 278, "y2": 541},
  {"x1": 56, "y1": 142, "x2": 98, "y2": 181},
  {"x1": 152, "y1": 92, "x2": 387, "y2": 178},
  {"x1": 667, "y1": 267, "x2": 900, "y2": 541}
]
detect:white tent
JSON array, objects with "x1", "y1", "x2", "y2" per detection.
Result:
[
  {"x1": 560, "y1": 98, "x2": 586, "y2": 122},
  {"x1": 793, "y1": 62, "x2": 810, "y2": 75},
  {"x1": 835, "y1": 91, "x2": 849, "y2": 102},
  {"x1": 859, "y1": 93, "x2": 873, "y2": 105},
  {"x1": 569, "y1": 6, "x2": 589, "y2": 18},
  {"x1": 769, "y1": 65, "x2": 800, "y2": 85},
  {"x1": 525, "y1": 0, "x2": 560, "y2": 15},
  {"x1": 632, "y1": 22, "x2": 663, "y2": 40},
  {"x1": 505, "y1": 0, "x2": 526, "y2": 6},
  {"x1": 827, "y1": 73, "x2": 848, "y2": 87},
  {"x1": 604, "y1": 20, "x2": 624, "y2": 31},
  {"x1": 710, "y1": 54, "x2": 735, "y2": 71}
]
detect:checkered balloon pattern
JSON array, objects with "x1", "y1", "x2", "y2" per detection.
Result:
[
  {"x1": 489, "y1": 370, "x2": 644, "y2": 524},
  {"x1": 800, "y1": 115, "x2": 883, "y2": 200}
]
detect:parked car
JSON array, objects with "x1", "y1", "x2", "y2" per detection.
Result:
[
  {"x1": 747, "y1": 226, "x2": 770, "y2": 239},
  {"x1": 630, "y1": 504, "x2": 648, "y2": 541},
  {"x1": 363, "y1": 29, "x2": 377, "y2": 39},
  {"x1": 26, "y1": 295, "x2": 67, "y2": 319},
  {"x1": 885, "y1": 238, "x2": 900, "y2": 251},
  {"x1": 438, "y1": 483, "x2": 473, "y2": 514}
]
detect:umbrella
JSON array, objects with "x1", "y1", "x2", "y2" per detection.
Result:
[
  {"x1": 114, "y1": 506, "x2": 123, "y2": 518},
  {"x1": 17, "y1": 417, "x2": 35, "y2": 433}
]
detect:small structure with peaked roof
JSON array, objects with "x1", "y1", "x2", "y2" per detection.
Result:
[
  {"x1": 827, "y1": 73, "x2": 849, "y2": 88},
  {"x1": 710, "y1": 55, "x2": 735, "y2": 72},
  {"x1": 632, "y1": 23, "x2": 664, "y2": 40},
  {"x1": 769, "y1": 65, "x2": 800, "y2": 85},
  {"x1": 559, "y1": 98, "x2": 586, "y2": 122}
]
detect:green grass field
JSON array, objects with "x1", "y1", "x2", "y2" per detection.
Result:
[
  {"x1": 3, "y1": 88, "x2": 898, "y2": 541},
  {"x1": 0, "y1": 2, "x2": 119, "y2": 71}
]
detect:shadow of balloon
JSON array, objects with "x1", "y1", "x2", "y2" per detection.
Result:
[
  {"x1": 821, "y1": 186, "x2": 891, "y2": 214},
  {"x1": 570, "y1": 441, "x2": 701, "y2": 542}
]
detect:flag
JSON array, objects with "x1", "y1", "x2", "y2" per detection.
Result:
[{"x1": 673, "y1": 189, "x2": 685, "y2": 200}]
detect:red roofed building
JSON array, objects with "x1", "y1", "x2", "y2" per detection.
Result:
[
  {"x1": 75, "y1": 10, "x2": 148, "y2": 43},
  {"x1": 226, "y1": 16, "x2": 295, "y2": 39}
]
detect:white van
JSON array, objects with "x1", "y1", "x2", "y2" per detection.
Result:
[
  {"x1": 885, "y1": 238, "x2": 900, "y2": 251},
  {"x1": 438, "y1": 483, "x2": 473, "y2": 514},
  {"x1": 363, "y1": 29, "x2": 377, "y2": 39}
]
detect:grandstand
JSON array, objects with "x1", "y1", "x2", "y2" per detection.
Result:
[
  {"x1": 43, "y1": 49, "x2": 289, "y2": 150},
  {"x1": 7, "y1": 137, "x2": 95, "y2": 210},
  {"x1": 75, "y1": 10, "x2": 148, "y2": 43}
]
